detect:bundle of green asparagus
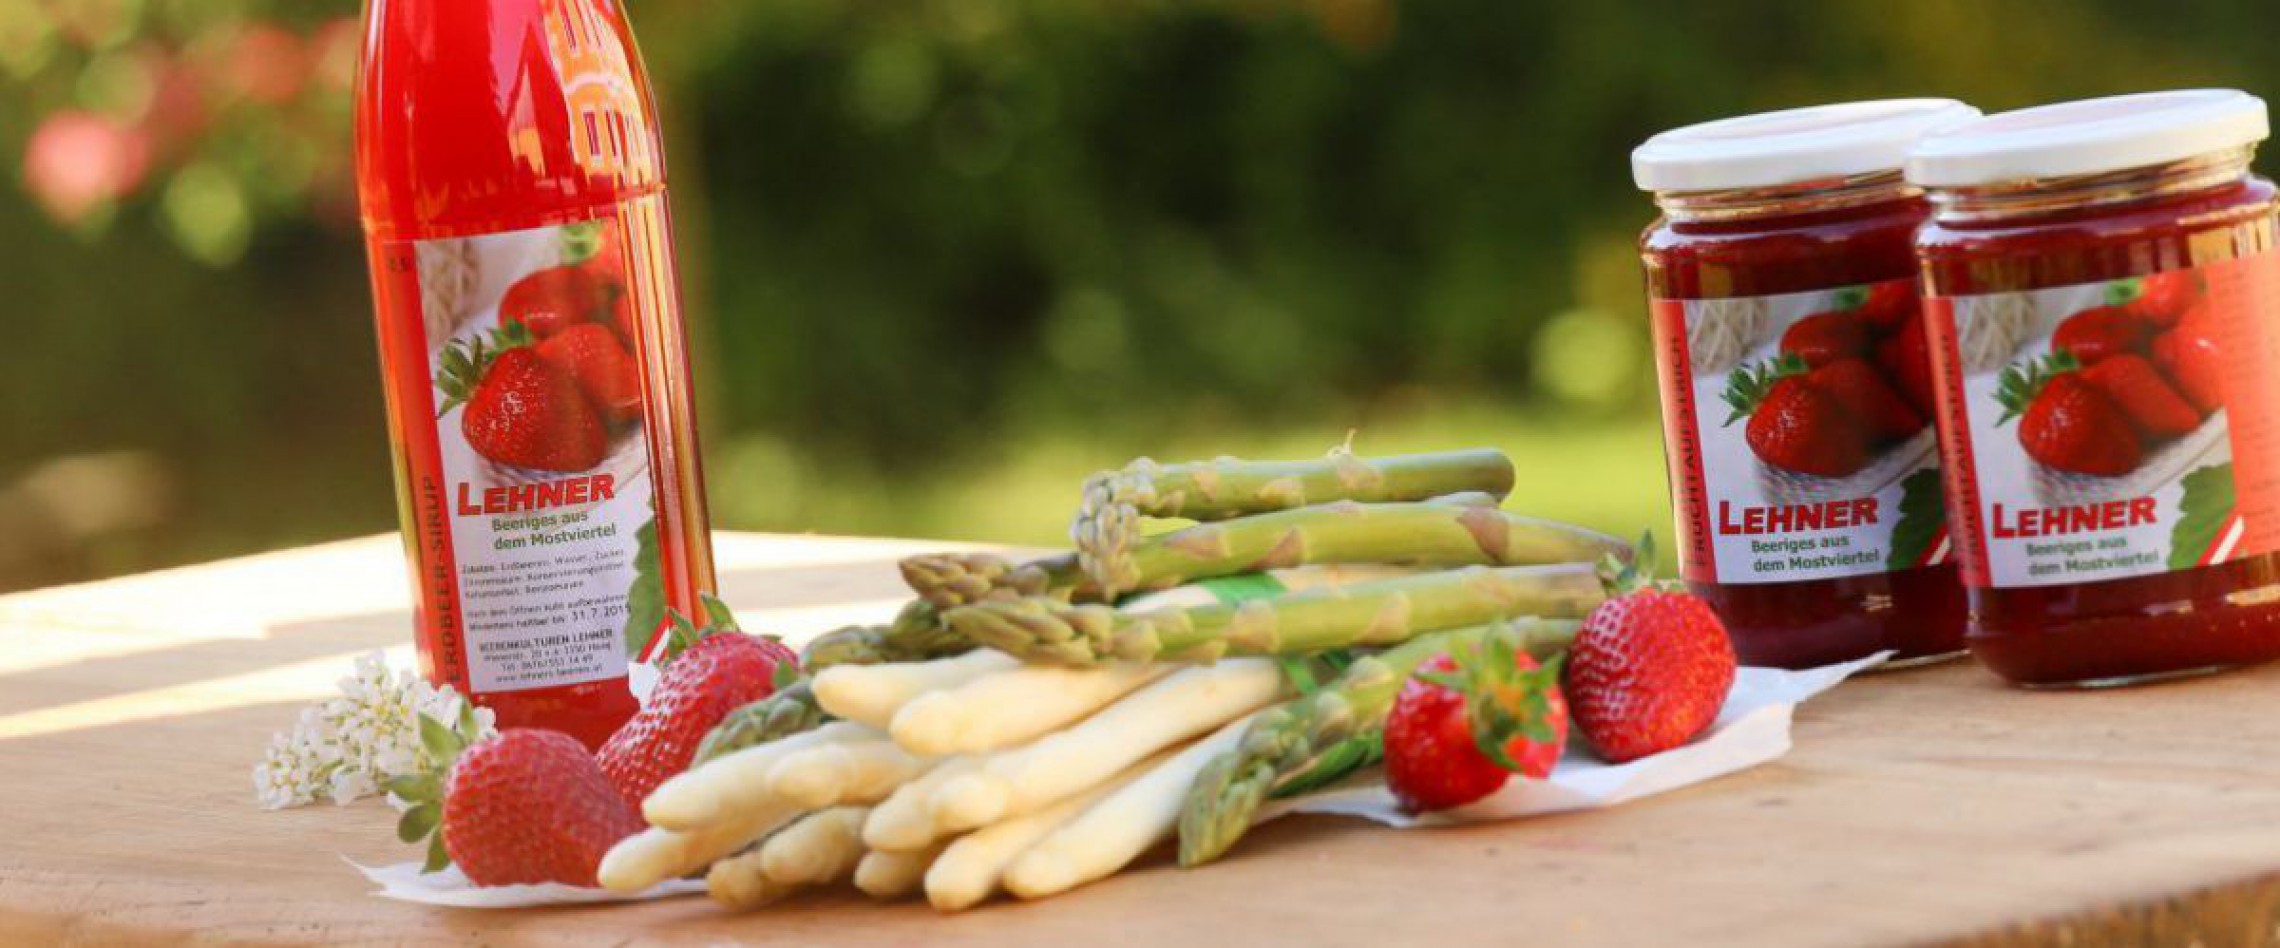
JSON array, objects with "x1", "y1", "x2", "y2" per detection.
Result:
[{"x1": 606, "y1": 443, "x2": 1709, "y2": 913}]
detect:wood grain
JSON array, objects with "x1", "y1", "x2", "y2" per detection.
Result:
[{"x1": 4, "y1": 533, "x2": 2280, "y2": 946}]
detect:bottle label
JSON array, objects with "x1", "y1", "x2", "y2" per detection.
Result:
[
  {"x1": 1927, "y1": 252, "x2": 2280, "y2": 588},
  {"x1": 1650, "y1": 279, "x2": 1949, "y2": 585},
  {"x1": 371, "y1": 212, "x2": 663, "y2": 693}
]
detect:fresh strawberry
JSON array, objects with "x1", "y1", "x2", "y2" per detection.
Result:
[
  {"x1": 2120, "y1": 270, "x2": 2204, "y2": 329},
  {"x1": 2151, "y1": 327, "x2": 2226, "y2": 414},
  {"x1": 539, "y1": 323, "x2": 643, "y2": 426},
  {"x1": 437, "y1": 335, "x2": 608, "y2": 472},
  {"x1": 1806, "y1": 357, "x2": 1924, "y2": 443},
  {"x1": 597, "y1": 606, "x2": 799, "y2": 809},
  {"x1": 2080, "y1": 354, "x2": 2202, "y2": 440},
  {"x1": 1384, "y1": 633, "x2": 1569, "y2": 813},
  {"x1": 573, "y1": 220, "x2": 628, "y2": 289},
  {"x1": 1874, "y1": 313, "x2": 1938, "y2": 418},
  {"x1": 439, "y1": 730, "x2": 643, "y2": 887},
  {"x1": 2050, "y1": 306, "x2": 2152, "y2": 365},
  {"x1": 498, "y1": 265, "x2": 608, "y2": 338},
  {"x1": 1724, "y1": 356, "x2": 1868, "y2": 477},
  {"x1": 1779, "y1": 311, "x2": 1869, "y2": 366},
  {"x1": 1565, "y1": 574, "x2": 1736, "y2": 765},
  {"x1": 1853, "y1": 280, "x2": 1918, "y2": 335}
]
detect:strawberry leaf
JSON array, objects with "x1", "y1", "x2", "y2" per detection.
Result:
[
  {"x1": 621, "y1": 519, "x2": 667, "y2": 659},
  {"x1": 700, "y1": 593, "x2": 741, "y2": 632},
  {"x1": 2169, "y1": 464, "x2": 2237, "y2": 571},
  {"x1": 418, "y1": 712, "x2": 464, "y2": 767},
  {"x1": 386, "y1": 773, "x2": 442, "y2": 806},
  {"x1": 1832, "y1": 285, "x2": 1871, "y2": 312},
  {"x1": 1886, "y1": 468, "x2": 1946, "y2": 571},
  {"x1": 422, "y1": 833, "x2": 452, "y2": 874},
  {"x1": 396, "y1": 803, "x2": 440, "y2": 845},
  {"x1": 2104, "y1": 278, "x2": 2143, "y2": 307}
]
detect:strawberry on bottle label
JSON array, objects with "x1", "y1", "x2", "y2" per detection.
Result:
[
  {"x1": 384, "y1": 215, "x2": 664, "y2": 693},
  {"x1": 1925, "y1": 251, "x2": 2280, "y2": 588},
  {"x1": 1650, "y1": 279, "x2": 1948, "y2": 585}
]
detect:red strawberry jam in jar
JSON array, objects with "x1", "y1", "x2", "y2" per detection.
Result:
[
  {"x1": 1633, "y1": 100, "x2": 1980, "y2": 669},
  {"x1": 356, "y1": 0, "x2": 717, "y2": 745},
  {"x1": 1910, "y1": 89, "x2": 2280, "y2": 687}
]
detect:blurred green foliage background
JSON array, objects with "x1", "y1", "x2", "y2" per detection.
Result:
[{"x1": 2, "y1": 0, "x2": 2275, "y2": 591}]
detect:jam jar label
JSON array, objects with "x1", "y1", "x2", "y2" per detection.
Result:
[
  {"x1": 371, "y1": 214, "x2": 664, "y2": 693},
  {"x1": 1649, "y1": 279, "x2": 1949, "y2": 585},
  {"x1": 1926, "y1": 251, "x2": 2280, "y2": 588}
]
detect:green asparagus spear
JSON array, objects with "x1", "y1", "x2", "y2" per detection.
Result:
[
  {"x1": 1095, "y1": 495, "x2": 1629, "y2": 599},
  {"x1": 1176, "y1": 618, "x2": 1580, "y2": 866},
  {"x1": 944, "y1": 563, "x2": 1604, "y2": 666},
  {"x1": 692, "y1": 679, "x2": 830, "y2": 766},
  {"x1": 799, "y1": 600, "x2": 975, "y2": 670},
  {"x1": 898, "y1": 551, "x2": 1086, "y2": 609},
  {"x1": 1072, "y1": 447, "x2": 1517, "y2": 596}
]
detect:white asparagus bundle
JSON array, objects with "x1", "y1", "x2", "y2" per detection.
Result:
[
  {"x1": 929, "y1": 659, "x2": 1285, "y2": 833},
  {"x1": 768, "y1": 736, "x2": 936, "y2": 809},
  {"x1": 1004, "y1": 711, "x2": 1262, "y2": 900},
  {"x1": 854, "y1": 841, "x2": 947, "y2": 900},
  {"x1": 813, "y1": 650, "x2": 1021, "y2": 729},
  {"x1": 864, "y1": 756, "x2": 981, "y2": 852},
  {"x1": 642, "y1": 721, "x2": 874, "y2": 829},
  {"x1": 707, "y1": 807, "x2": 870, "y2": 910},
  {"x1": 599, "y1": 796, "x2": 803, "y2": 894},
  {"x1": 924, "y1": 751, "x2": 1168, "y2": 912},
  {"x1": 889, "y1": 661, "x2": 1173, "y2": 757}
]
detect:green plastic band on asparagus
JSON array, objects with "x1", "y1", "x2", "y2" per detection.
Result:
[
  {"x1": 898, "y1": 551, "x2": 1085, "y2": 609},
  {"x1": 692, "y1": 679, "x2": 831, "y2": 766},
  {"x1": 945, "y1": 563, "x2": 1604, "y2": 666},
  {"x1": 1072, "y1": 447, "x2": 1518, "y2": 596},
  {"x1": 1176, "y1": 618, "x2": 1580, "y2": 867}
]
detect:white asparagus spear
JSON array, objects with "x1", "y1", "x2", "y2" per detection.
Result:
[
  {"x1": 599, "y1": 796, "x2": 803, "y2": 894},
  {"x1": 1004, "y1": 711, "x2": 1262, "y2": 900},
  {"x1": 854, "y1": 841, "x2": 947, "y2": 900},
  {"x1": 759, "y1": 806, "x2": 872, "y2": 885},
  {"x1": 864, "y1": 756, "x2": 980, "y2": 852},
  {"x1": 889, "y1": 662, "x2": 1172, "y2": 757},
  {"x1": 929, "y1": 659, "x2": 1285, "y2": 833},
  {"x1": 923, "y1": 751, "x2": 1167, "y2": 912},
  {"x1": 813, "y1": 650, "x2": 1020, "y2": 729},
  {"x1": 768, "y1": 737, "x2": 936, "y2": 809},
  {"x1": 642, "y1": 721, "x2": 873, "y2": 829},
  {"x1": 704, "y1": 807, "x2": 868, "y2": 911}
]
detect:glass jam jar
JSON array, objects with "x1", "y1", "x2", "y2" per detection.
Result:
[
  {"x1": 1633, "y1": 100, "x2": 1980, "y2": 669},
  {"x1": 1910, "y1": 89, "x2": 2280, "y2": 687}
]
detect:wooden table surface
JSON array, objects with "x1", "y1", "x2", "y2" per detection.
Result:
[{"x1": 5, "y1": 533, "x2": 2280, "y2": 947}]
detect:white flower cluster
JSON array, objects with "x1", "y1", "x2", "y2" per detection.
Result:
[{"x1": 253, "y1": 652, "x2": 495, "y2": 810}]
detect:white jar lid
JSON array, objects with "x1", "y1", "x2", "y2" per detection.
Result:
[
  {"x1": 1907, "y1": 89, "x2": 2269, "y2": 188},
  {"x1": 1632, "y1": 99, "x2": 1981, "y2": 193}
]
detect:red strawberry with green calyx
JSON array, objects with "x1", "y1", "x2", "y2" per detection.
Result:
[
  {"x1": 436, "y1": 322, "x2": 609, "y2": 473},
  {"x1": 1853, "y1": 280, "x2": 1918, "y2": 334},
  {"x1": 1779, "y1": 310, "x2": 1870, "y2": 366},
  {"x1": 391, "y1": 710, "x2": 644, "y2": 887},
  {"x1": 1724, "y1": 354, "x2": 1869, "y2": 477},
  {"x1": 498, "y1": 265, "x2": 609, "y2": 339},
  {"x1": 1998, "y1": 351, "x2": 2144, "y2": 476},
  {"x1": 2050, "y1": 305, "x2": 2153, "y2": 366},
  {"x1": 2117, "y1": 270, "x2": 2204, "y2": 330},
  {"x1": 597, "y1": 595, "x2": 800, "y2": 809},
  {"x1": 1384, "y1": 626, "x2": 1570, "y2": 813},
  {"x1": 1564, "y1": 540, "x2": 1736, "y2": 764}
]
